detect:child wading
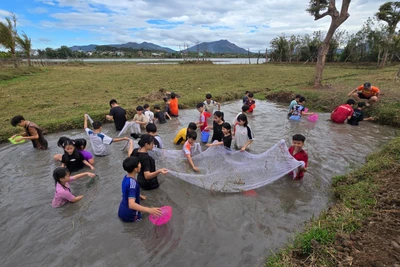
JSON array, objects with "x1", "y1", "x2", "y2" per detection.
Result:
[
  {"x1": 118, "y1": 156, "x2": 162, "y2": 222},
  {"x1": 288, "y1": 134, "x2": 308, "y2": 180},
  {"x1": 61, "y1": 139, "x2": 94, "y2": 172},
  {"x1": 52, "y1": 167, "x2": 95, "y2": 208},
  {"x1": 10, "y1": 115, "x2": 48, "y2": 150}
]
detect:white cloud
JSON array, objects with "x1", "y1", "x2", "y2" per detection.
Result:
[
  {"x1": 23, "y1": 0, "x2": 398, "y2": 50},
  {"x1": 28, "y1": 7, "x2": 48, "y2": 14}
]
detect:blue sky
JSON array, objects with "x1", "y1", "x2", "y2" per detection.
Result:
[{"x1": 0, "y1": 0, "x2": 392, "y2": 51}]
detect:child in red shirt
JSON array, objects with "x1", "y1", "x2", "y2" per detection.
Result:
[
  {"x1": 331, "y1": 99, "x2": 356, "y2": 124},
  {"x1": 288, "y1": 134, "x2": 308, "y2": 180}
]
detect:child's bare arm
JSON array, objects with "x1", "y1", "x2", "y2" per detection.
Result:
[
  {"x1": 83, "y1": 160, "x2": 95, "y2": 170},
  {"x1": 128, "y1": 199, "x2": 162, "y2": 216},
  {"x1": 186, "y1": 154, "x2": 199, "y2": 172},
  {"x1": 70, "y1": 195, "x2": 84, "y2": 203},
  {"x1": 74, "y1": 172, "x2": 96, "y2": 180},
  {"x1": 165, "y1": 112, "x2": 172, "y2": 120},
  {"x1": 84, "y1": 114, "x2": 88, "y2": 129},
  {"x1": 240, "y1": 140, "x2": 253, "y2": 152},
  {"x1": 113, "y1": 137, "x2": 130, "y2": 143},
  {"x1": 206, "y1": 141, "x2": 223, "y2": 147},
  {"x1": 127, "y1": 139, "x2": 134, "y2": 156}
]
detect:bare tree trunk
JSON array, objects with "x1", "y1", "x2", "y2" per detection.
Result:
[
  {"x1": 248, "y1": 48, "x2": 251, "y2": 64},
  {"x1": 380, "y1": 47, "x2": 389, "y2": 68},
  {"x1": 265, "y1": 48, "x2": 268, "y2": 63},
  {"x1": 257, "y1": 50, "x2": 260, "y2": 64},
  {"x1": 314, "y1": 43, "x2": 330, "y2": 87}
]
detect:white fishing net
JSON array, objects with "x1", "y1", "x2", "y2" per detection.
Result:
[{"x1": 150, "y1": 140, "x2": 303, "y2": 192}]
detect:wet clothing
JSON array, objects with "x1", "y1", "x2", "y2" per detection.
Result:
[
  {"x1": 203, "y1": 100, "x2": 218, "y2": 114},
  {"x1": 246, "y1": 99, "x2": 256, "y2": 113},
  {"x1": 169, "y1": 98, "x2": 179, "y2": 116},
  {"x1": 347, "y1": 108, "x2": 364, "y2": 126},
  {"x1": 24, "y1": 122, "x2": 48, "y2": 150},
  {"x1": 233, "y1": 124, "x2": 254, "y2": 149},
  {"x1": 78, "y1": 149, "x2": 93, "y2": 162},
  {"x1": 198, "y1": 112, "x2": 208, "y2": 132},
  {"x1": 356, "y1": 85, "x2": 380, "y2": 99},
  {"x1": 130, "y1": 148, "x2": 159, "y2": 190},
  {"x1": 289, "y1": 105, "x2": 304, "y2": 121},
  {"x1": 331, "y1": 104, "x2": 354, "y2": 124},
  {"x1": 154, "y1": 111, "x2": 167, "y2": 124},
  {"x1": 61, "y1": 152, "x2": 85, "y2": 173},
  {"x1": 174, "y1": 128, "x2": 189, "y2": 145},
  {"x1": 288, "y1": 146, "x2": 308, "y2": 180},
  {"x1": 52, "y1": 177, "x2": 76, "y2": 208},
  {"x1": 109, "y1": 106, "x2": 127, "y2": 131},
  {"x1": 133, "y1": 113, "x2": 148, "y2": 129},
  {"x1": 118, "y1": 175, "x2": 142, "y2": 222},
  {"x1": 143, "y1": 110, "x2": 154, "y2": 124},
  {"x1": 223, "y1": 134, "x2": 232, "y2": 149},
  {"x1": 288, "y1": 100, "x2": 297, "y2": 113},
  {"x1": 154, "y1": 135, "x2": 164, "y2": 149},
  {"x1": 85, "y1": 128, "x2": 113, "y2": 156},
  {"x1": 183, "y1": 140, "x2": 194, "y2": 155},
  {"x1": 242, "y1": 95, "x2": 248, "y2": 104},
  {"x1": 211, "y1": 121, "x2": 224, "y2": 142}
]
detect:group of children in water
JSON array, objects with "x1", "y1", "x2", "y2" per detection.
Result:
[{"x1": 9, "y1": 91, "x2": 313, "y2": 223}]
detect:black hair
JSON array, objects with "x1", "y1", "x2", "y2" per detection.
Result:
[
  {"x1": 206, "y1": 93, "x2": 212, "y2": 99},
  {"x1": 154, "y1": 105, "x2": 161, "y2": 110},
  {"x1": 346, "y1": 99, "x2": 356, "y2": 105},
  {"x1": 357, "y1": 102, "x2": 366, "y2": 108},
  {"x1": 292, "y1": 134, "x2": 306, "y2": 143},
  {"x1": 138, "y1": 134, "x2": 154, "y2": 147},
  {"x1": 213, "y1": 110, "x2": 224, "y2": 121},
  {"x1": 295, "y1": 94, "x2": 301, "y2": 99},
  {"x1": 57, "y1": 136, "x2": 71, "y2": 148},
  {"x1": 363, "y1": 82, "x2": 371, "y2": 88},
  {"x1": 11, "y1": 115, "x2": 25, "y2": 127},
  {"x1": 222, "y1": 122, "x2": 231, "y2": 135},
  {"x1": 187, "y1": 131, "x2": 197, "y2": 140},
  {"x1": 146, "y1": 123, "x2": 157, "y2": 133},
  {"x1": 74, "y1": 138, "x2": 87, "y2": 150},
  {"x1": 245, "y1": 90, "x2": 249, "y2": 94},
  {"x1": 163, "y1": 97, "x2": 168, "y2": 102},
  {"x1": 242, "y1": 105, "x2": 250, "y2": 112},
  {"x1": 53, "y1": 167, "x2": 70, "y2": 191},
  {"x1": 170, "y1": 92, "x2": 176, "y2": 99},
  {"x1": 188, "y1": 122, "x2": 197, "y2": 131},
  {"x1": 196, "y1": 102, "x2": 204, "y2": 109},
  {"x1": 237, "y1": 114, "x2": 248, "y2": 127},
  {"x1": 123, "y1": 156, "x2": 140, "y2": 173},
  {"x1": 62, "y1": 139, "x2": 81, "y2": 159},
  {"x1": 109, "y1": 99, "x2": 117, "y2": 107},
  {"x1": 136, "y1": 105, "x2": 144, "y2": 111},
  {"x1": 92, "y1": 121, "x2": 102, "y2": 129},
  {"x1": 248, "y1": 93, "x2": 254, "y2": 98},
  {"x1": 299, "y1": 97, "x2": 306, "y2": 103},
  {"x1": 143, "y1": 104, "x2": 150, "y2": 109}
]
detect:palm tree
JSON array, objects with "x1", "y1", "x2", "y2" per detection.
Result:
[
  {"x1": 0, "y1": 13, "x2": 18, "y2": 67},
  {"x1": 16, "y1": 31, "x2": 32, "y2": 66}
]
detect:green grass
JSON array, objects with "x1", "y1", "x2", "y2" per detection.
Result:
[
  {"x1": 1, "y1": 63, "x2": 400, "y2": 141},
  {"x1": 265, "y1": 136, "x2": 400, "y2": 267}
]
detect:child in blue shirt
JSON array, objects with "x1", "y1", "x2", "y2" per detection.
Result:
[
  {"x1": 288, "y1": 94, "x2": 301, "y2": 114},
  {"x1": 118, "y1": 156, "x2": 162, "y2": 222}
]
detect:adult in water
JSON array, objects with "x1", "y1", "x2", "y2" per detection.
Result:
[{"x1": 130, "y1": 134, "x2": 168, "y2": 190}]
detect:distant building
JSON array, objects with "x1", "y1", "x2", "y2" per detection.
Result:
[{"x1": 151, "y1": 52, "x2": 163, "y2": 57}]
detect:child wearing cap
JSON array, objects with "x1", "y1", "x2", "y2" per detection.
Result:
[
  {"x1": 83, "y1": 114, "x2": 129, "y2": 156},
  {"x1": 347, "y1": 82, "x2": 380, "y2": 106}
]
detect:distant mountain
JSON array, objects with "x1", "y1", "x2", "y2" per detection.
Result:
[
  {"x1": 186, "y1": 40, "x2": 249, "y2": 54},
  {"x1": 70, "y1": 42, "x2": 175, "y2": 53},
  {"x1": 69, "y1": 40, "x2": 249, "y2": 54}
]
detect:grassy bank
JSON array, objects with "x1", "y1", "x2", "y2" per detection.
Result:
[
  {"x1": 266, "y1": 136, "x2": 400, "y2": 266},
  {"x1": 1, "y1": 63, "x2": 399, "y2": 141}
]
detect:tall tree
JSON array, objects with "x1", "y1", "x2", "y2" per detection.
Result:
[
  {"x1": 375, "y1": 1, "x2": 400, "y2": 67},
  {"x1": 16, "y1": 31, "x2": 32, "y2": 66},
  {"x1": 307, "y1": 0, "x2": 351, "y2": 88},
  {"x1": 0, "y1": 13, "x2": 18, "y2": 67}
]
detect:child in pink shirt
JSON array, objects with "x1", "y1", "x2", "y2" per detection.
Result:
[{"x1": 52, "y1": 167, "x2": 95, "y2": 208}]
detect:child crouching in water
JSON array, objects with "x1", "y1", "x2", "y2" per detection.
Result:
[
  {"x1": 74, "y1": 138, "x2": 94, "y2": 165},
  {"x1": 288, "y1": 134, "x2": 308, "y2": 180},
  {"x1": 61, "y1": 139, "x2": 94, "y2": 172},
  {"x1": 118, "y1": 156, "x2": 162, "y2": 222},
  {"x1": 206, "y1": 122, "x2": 232, "y2": 150},
  {"x1": 52, "y1": 167, "x2": 95, "y2": 208}
]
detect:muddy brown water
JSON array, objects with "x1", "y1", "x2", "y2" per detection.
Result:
[{"x1": 0, "y1": 100, "x2": 398, "y2": 267}]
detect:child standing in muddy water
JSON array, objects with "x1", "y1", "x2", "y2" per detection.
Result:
[
  {"x1": 288, "y1": 134, "x2": 308, "y2": 180},
  {"x1": 52, "y1": 167, "x2": 96, "y2": 208},
  {"x1": 61, "y1": 139, "x2": 94, "y2": 173},
  {"x1": 10, "y1": 115, "x2": 48, "y2": 150}
]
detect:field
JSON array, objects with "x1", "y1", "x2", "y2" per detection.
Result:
[{"x1": 1, "y1": 62, "x2": 400, "y2": 141}]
